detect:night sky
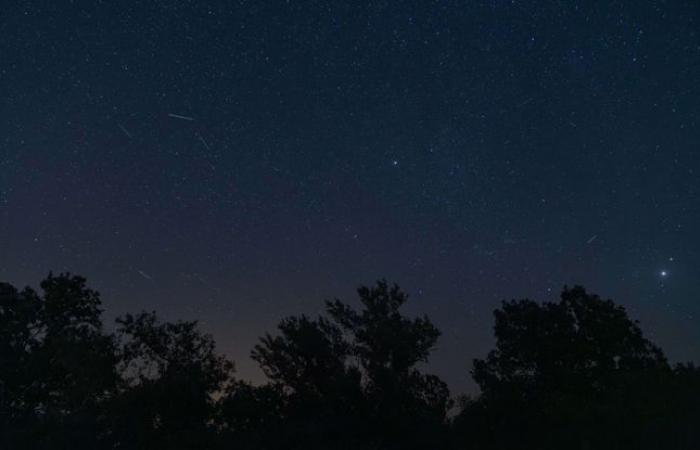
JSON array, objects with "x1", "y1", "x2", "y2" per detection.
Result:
[{"x1": 2, "y1": 1, "x2": 699, "y2": 394}]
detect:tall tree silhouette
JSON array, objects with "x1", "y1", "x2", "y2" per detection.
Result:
[
  {"x1": 327, "y1": 281, "x2": 451, "y2": 449},
  {"x1": 0, "y1": 282, "x2": 41, "y2": 448},
  {"x1": 250, "y1": 315, "x2": 366, "y2": 448},
  {"x1": 250, "y1": 280, "x2": 451, "y2": 449},
  {"x1": 4, "y1": 273, "x2": 699, "y2": 449},
  {"x1": 0, "y1": 274, "x2": 117, "y2": 449},
  {"x1": 111, "y1": 311, "x2": 234, "y2": 450},
  {"x1": 454, "y1": 286, "x2": 674, "y2": 450}
]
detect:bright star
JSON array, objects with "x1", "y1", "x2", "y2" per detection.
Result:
[{"x1": 660, "y1": 270, "x2": 668, "y2": 277}]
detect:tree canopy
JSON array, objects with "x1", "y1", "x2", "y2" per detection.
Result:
[
  {"x1": 456, "y1": 286, "x2": 693, "y2": 450},
  {"x1": 1, "y1": 274, "x2": 698, "y2": 450}
]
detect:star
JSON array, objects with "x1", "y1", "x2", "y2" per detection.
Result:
[{"x1": 1, "y1": 0, "x2": 697, "y2": 401}]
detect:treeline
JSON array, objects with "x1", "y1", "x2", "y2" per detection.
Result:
[{"x1": 1, "y1": 273, "x2": 699, "y2": 449}]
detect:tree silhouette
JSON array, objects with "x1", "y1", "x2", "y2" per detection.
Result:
[
  {"x1": 454, "y1": 286, "x2": 680, "y2": 450},
  {"x1": 0, "y1": 282, "x2": 41, "y2": 448},
  {"x1": 0, "y1": 273, "x2": 117, "y2": 449},
  {"x1": 217, "y1": 381, "x2": 286, "y2": 449},
  {"x1": 653, "y1": 362, "x2": 700, "y2": 449},
  {"x1": 252, "y1": 315, "x2": 362, "y2": 403},
  {"x1": 110, "y1": 311, "x2": 234, "y2": 450},
  {"x1": 250, "y1": 314, "x2": 367, "y2": 448},
  {"x1": 250, "y1": 280, "x2": 450, "y2": 449},
  {"x1": 326, "y1": 281, "x2": 451, "y2": 449},
  {"x1": 2, "y1": 274, "x2": 699, "y2": 449}
]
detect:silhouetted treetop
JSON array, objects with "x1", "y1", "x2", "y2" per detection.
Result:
[
  {"x1": 327, "y1": 280, "x2": 441, "y2": 377},
  {"x1": 2, "y1": 274, "x2": 698, "y2": 450},
  {"x1": 1, "y1": 273, "x2": 117, "y2": 449},
  {"x1": 40, "y1": 273, "x2": 104, "y2": 334},
  {"x1": 0, "y1": 282, "x2": 40, "y2": 372},
  {"x1": 112, "y1": 311, "x2": 234, "y2": 450},
  {"x1": 457, "y1": 285, "x2": 688, "y2": 450},
  {"x1": 117, "y1": 311, "x2": 233, "y2": 386},
  {"x1": 250, "y1": 280, "x2": 451, "y2": 449},
  {"x1": 0, "y1": 282, "x2": 41, "y2": 438},
  {"x1": 473, "y1": 285, "x2": 668, "y2": 398},
  {"x1": 252, "y1": 315, "x2": 356, "y2": 398}
]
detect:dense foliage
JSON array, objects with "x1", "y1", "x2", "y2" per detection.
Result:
[{"x1": 1, "y1": 274, "x2": 698, "y2": 449}]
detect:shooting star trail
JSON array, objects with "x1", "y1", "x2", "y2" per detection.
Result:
[
  {"x1": 168, "y1": 113, "x2": 195, "y2": 121},
  {"x1": 586, "y1": 235, "x2": 598, "y2": 244},
  {"x1": 197, "y1": 134, "x2": 211, "y2": 151},
  {"x1": 517, "y1": 97, "x2": 533, "y2": 108},
  {"x1": 137, "y1": 270, "x2": 153, "y2": 280},
  {"x1": 118, "y1": 124, "x2": 132, "y2": 139}
]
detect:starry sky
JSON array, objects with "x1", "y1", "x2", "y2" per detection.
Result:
[{"x1": 1, "y1": 1, "x2": 699, "y2": 394}]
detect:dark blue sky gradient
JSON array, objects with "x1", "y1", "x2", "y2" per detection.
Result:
[{"x1": 2, "y1": 1, "x2": 699, "y2": 393}]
